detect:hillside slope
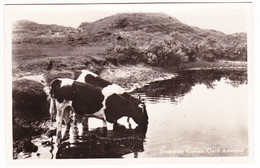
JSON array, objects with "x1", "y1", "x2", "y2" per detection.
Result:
[
  {"x1": 12, "y1": 13, "x2": 247, "y2": 67},
  {"x1": 13, "y1": 20, "x2": 77, "y2": 44},
  {"x1": 81, "y1": 13, "x2": 246, "y2": 65}
]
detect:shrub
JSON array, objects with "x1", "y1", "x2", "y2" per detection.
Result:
[{"x1": 12, "y1": 79, "x2": 49, "y2": 121}]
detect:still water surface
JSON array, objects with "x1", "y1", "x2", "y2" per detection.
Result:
[{"x1": 22, "y1": 70, "x2": 248, "y2": 158}]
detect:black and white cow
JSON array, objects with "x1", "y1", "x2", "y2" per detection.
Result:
[
  {"x1": 74, "y1": 70, "x2": 137, "y2": 124},
  {"x1": 74, "y1": 70, "x2": 112, "y2": 88},
  {"x1": 50, "y1": 78, "x2": 148, "y2": 141},
  {"x1": 50, "y1": 70, "x2": 138, "y2": 128},
  {"x1": 50, "y1": 70, "x2": 124, "y2": 123}
]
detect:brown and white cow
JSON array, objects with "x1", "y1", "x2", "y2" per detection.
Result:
[{"x1": 50, "y1": 78, "x2": 148, "y2": 142}]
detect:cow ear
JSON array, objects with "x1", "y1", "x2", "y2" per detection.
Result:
[{"x1": 51, "y1": 79, "x2": 62, "y2": 96}]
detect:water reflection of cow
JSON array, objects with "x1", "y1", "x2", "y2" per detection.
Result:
[
  {"x1": 49, "y1": 70, "x2": 148, "y2": 143},
  {"x1": 54, "y1": 126, "x2": 146, "y2": 158}
]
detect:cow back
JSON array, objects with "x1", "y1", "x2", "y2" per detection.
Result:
[
  {"x1": 71, "y1": 82, "x2": 104, "y2": 115},
  {"x1": 84, "y1": 75, "x2": 111, "y2": 88}
]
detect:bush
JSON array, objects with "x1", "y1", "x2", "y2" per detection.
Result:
[
  {"x1": 112, "y1": 35, "x2": 189, "y2": 67},
  {"x1": 12, "y1": 79, "x2": 49, "y2": 121}
]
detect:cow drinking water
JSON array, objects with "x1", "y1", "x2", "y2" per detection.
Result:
[
  {"x1": 50, "y1": 78, "x2": 148, "y2": 142},
  {"x1": 74, "y1": 70, "x2": 136, "y2": 127}
]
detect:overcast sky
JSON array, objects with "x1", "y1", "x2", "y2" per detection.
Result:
[{"x1": 5, "y1": 3, "x2": 251, "y2": 34}]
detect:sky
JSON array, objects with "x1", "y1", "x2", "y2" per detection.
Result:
[{"x1": 5, "y1": 3, "x2": 251, "y2": 34}]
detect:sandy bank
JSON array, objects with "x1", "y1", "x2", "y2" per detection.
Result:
[{"x1": 100, "y1": 64, "x2": 177, "y2": 92}]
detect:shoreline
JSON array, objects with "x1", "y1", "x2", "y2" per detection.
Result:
[
  {"x1": 177, "y1": 60, "x2": 247, "y2": 72},
  {"x1": 100, "y1": 61, "x2": 247, "y2": 92},
  {"x1": 12, "y1": 60, "x2": 247, "y2": 93}
]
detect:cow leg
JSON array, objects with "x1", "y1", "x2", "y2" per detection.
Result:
[
  {"x1": 114, "y1": 120, "x2": 118, "y2": 125},
  {"x1": 113, "y1": 120, "x2": 123, "y2": 130},
  {"x1": 82, "y1": 116, "x2": 89, "y2": 133},
  {"x1": 102, "y1": 119, "x2": 107, "y2": 130},
  {"x1": 71, "y1": 111, "x2": 78, "y2": 140},
  {"x1": 49, "y1": 98, "x2": 56, "y2": 123},
  {"x1": 101, "y1": 112, "x2": 108, "y2": 136},
  {"x1": 95, "y1": 112, "x2": 107, "y2": 131},
  {"x1": 102, "y1": 119, "x2": 107, "y2": 136},
  {"x1": 62, "y1": 107, "x2": 72, "y2": 140},
  {"x1": 56, "y1": 108, "x2": 64, "y2": 144},
  {"x1": 91, "y1": 111, "x2": 107, "y2": 135},
  {"x1": 127, "y1": 117, "x2": 132, "y2": 129}
]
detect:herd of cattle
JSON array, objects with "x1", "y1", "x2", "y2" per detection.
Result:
[{"x1": 49, "y1": 70, "x2": 149, "y2": 142}]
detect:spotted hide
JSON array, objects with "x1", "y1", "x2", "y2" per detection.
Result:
[{"x1": 50, "y1": 78, "x2": 148, "y2": 141}]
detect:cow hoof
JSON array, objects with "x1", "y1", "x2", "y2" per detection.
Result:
[{"x1": 102, "y1": 127, "x2": 107, "y2": 136}]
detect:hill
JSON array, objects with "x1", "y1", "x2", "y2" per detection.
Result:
[
  {"x1": 74, "y1": 13, "x2": 247, "y2": 65},
  {"x1": 75, "y1": 13, "x2": 194, "y2": 43},
  {"x1": 12, "y1": 13, "x2": 247, "y2": 68},
  {"x1": 13, "y1": 20, "x2": 77, "y2": 44}
]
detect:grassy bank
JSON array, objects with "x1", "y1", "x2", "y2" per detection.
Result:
[{"x1": 12, "y1": 43, "x2": 113, "y2": 77}]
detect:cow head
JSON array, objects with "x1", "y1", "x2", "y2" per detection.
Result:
[
  {"x1": 50, "y1": 78, "x2": 74, "y2": 102},
  {"x1": 49, "y1": 79, "x2": 61, "y2": 121},
  {"x1": 129, "y1": 96, "x2": 148, "y2": 131},
  {"x1": 49, "y1": 78, "x2": 74, "y2": 120}
]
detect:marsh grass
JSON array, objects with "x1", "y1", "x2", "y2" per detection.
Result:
[{"x1": 12, "y1": 43, "x2": 113, "y2": 78}]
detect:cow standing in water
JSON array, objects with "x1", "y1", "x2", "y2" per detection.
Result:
[
  {"x1": 74, "y1": 70, "x2": 139, "y2": 127},
  {"x1": 49, "y1": 70, "x2": 144, "y2": 129},
  {"x1": 49, "y1": 71, "x2": 148, "y2": 142}
]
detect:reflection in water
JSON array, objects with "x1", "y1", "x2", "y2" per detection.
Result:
[
  {"x1": 134, "y1": 69, "x2": 247, "y2": 104},
  {"x1": 20, "y1": 69, "x2": 248, "y2": 159},
  {"x1": 45, "y1": 123, "x2": 147, "y2": 159}
]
